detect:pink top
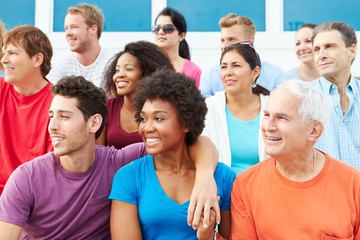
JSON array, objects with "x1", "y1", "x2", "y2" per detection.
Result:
[{"x1": 180, "y1": 59, "x2": 202, "y2": 88}]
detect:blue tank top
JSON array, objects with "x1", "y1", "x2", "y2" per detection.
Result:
[{"x1": 226, "y1": 105, "x2": 260, "y2": 174}]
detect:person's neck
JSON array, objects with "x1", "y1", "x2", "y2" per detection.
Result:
[
  {"x1": 298, "y1": 62, "x2": 321, "y2": 82},
  {"x1": 154, "y1": 141, "x2": 194, "y2": 174},
  {"x1": 226, "y1": 89, "x2": 258, "y2": 106},
  {"x1": 59, "y1": 139, "x2": 96, "y2": 173},
  {"x1": 122, "y1": 94, "x2": 135, "y2": 112},
  {"x1": 75, "y1": 43, "x2": 101, "y2": 66},
  {"x1": 162, "y1": 46, "x2": 183, "y2": 72},
  {"x1": 325, "y1": 69, "x2": 351, "y2": 95},
  {"x1": 13, "y1": 73, "x2": 48, "y2": 96},
  {"x1": 275, "y1": 149, "x2": 324, "y2": 182}
]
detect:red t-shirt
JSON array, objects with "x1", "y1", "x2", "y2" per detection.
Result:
[{"x1": 0, "y1": 78, "x2": 53, "y2": 194}]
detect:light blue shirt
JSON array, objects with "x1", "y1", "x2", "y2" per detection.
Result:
[
  {"x1": 312, "y1": 76, "x2": 360, "y2": 169},
  {"x1": 199, "y1": 61, "x2": 286, "y2": 98},
  {"x1": 226, "y1": 105, "x2": 260, "y2": 174},
  {"x1": 285, "y1": 67, "x2": 301, "y2": 81}
]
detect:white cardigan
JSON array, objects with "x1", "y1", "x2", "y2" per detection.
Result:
[{"x1": 202, "y1": 91, "x2": 269, "y2": 167}]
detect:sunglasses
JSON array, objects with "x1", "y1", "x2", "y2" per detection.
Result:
[
  {"x1": 233, "y1": 41, "x2": 261, "y2": 67},
  {"x1": 152, "y1": 24, "x2": 176, "y2": 34}
]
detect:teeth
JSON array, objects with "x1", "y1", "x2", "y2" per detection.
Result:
[
  {"x1": 226, "y1": 80, "x2": 235, "y2": 84},
  {"x1": 52, "y1": 137, "x2": 64, "y2": 145},
  {"x1": 146, "y1": 138, "x2": 161, "y2": 143},
  {"x1": 268, "y1": 137, "x2": 281, "y2": 141},
  {"x1": 116, "y1": 82, "x2": 128, "y2": 87}
]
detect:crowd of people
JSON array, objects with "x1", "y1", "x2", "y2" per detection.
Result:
[{"x1": 0, "y1": 2, "x2": 359, "y2": 240}]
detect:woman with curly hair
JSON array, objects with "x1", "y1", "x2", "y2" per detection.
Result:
[
  {"x1": 152, "y1": 8, "x2": 202, "y2": 87},
  {"x1": 109, "y1": 70, "x2": 235, "y2": 240},
  {"x1": 96, "y1": 41, "x2": 174, "y2": 148},
  {"x1": 203, "y1": 42, "x2": 270, "y2": 174}
]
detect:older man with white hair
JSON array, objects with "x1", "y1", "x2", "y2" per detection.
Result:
[{"x1": 230, "y1": 80, "x2": 360, "y2": 240}]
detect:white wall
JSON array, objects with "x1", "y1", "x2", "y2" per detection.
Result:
[{"x1": 35, "y1": 0, "x2": 360, "y2": 77}]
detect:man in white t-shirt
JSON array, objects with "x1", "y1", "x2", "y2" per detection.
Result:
[{"x1": 47, "y1": 3, "x2": 115, "y2": 87}]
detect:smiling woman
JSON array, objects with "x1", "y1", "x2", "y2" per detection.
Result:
[
  {"x1": 108, "y1": 70, "x2": 236, "y2": 240},
  {"x1": 95, "y1": 41, "x2": 174, "y2": 149},
  {"x1": 286, "y1": 23, "x2": 321, "y2": 82},
  {"x1": 202, "y1": 43, "x2": 269, "y2": 174}
]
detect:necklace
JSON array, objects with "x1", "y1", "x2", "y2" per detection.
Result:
[{"x1": 308, "y1": 149, "x2": 317, "y2": 180}]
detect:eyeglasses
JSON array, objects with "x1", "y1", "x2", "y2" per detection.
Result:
[{"x1": 152, "y1": 24, "x2": 176, "y2": 34}]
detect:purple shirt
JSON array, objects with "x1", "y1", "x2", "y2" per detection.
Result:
[{"x1": 0, "y1": 144, "x2": 146, "y2": 239}]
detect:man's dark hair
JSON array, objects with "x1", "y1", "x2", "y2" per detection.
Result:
[{"x1": 52, "y1": 75, "x2": 108, "y2": 139}]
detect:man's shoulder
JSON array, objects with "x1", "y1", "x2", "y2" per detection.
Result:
[
  {"x1": 261, "y1": 60, "x2": 284, "y2": 73},
  {"x1": 236, "y1": 157, "x2": 272, "y2": 181}
]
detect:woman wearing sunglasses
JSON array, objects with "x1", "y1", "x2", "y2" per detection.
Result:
[
  {"x1": 152, "y1": 8, "x2": 202, "y2": 88},
  {"x1": 96, "y1": 41, "x2": 174, "y2": 149},
  {"x1": 109, "y1": 70, "x2": 235, "y2": 239},
  {"x1": 202, "y1": 43, "x2": 270, "y2": 174}
]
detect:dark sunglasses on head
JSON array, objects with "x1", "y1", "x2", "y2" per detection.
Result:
[
  {"x1": 234, "y1": 41, "x2": 261, "y2": 67},
  {"x1": 152, "y1": 24, "x2": 176, "y2": 34}
]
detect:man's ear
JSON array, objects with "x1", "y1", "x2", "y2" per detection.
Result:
[
  {"x1": 33, "y1": 52, "x2": 44, "y2": 68},
  {"x1": 349, "y1": 43, "x2": 357, "y2": 62},
  {"x1": 90, "y1": 24, "x2": 98, "y2": 37},
  {"x1": 308, "y1": 121, "x2": 324, "y2": 143},
  {"x1": 88, "y1": 113, "x2": 103, "y2": 134}
]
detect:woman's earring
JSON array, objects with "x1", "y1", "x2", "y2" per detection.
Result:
[{"x1": 252, "y1": 82, "x2": 257, "y2": 88}]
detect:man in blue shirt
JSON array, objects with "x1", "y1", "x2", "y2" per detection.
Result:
[
  {"x1": 311, "y1": 21, "x2": 360, "y2": 169},
  {"x1": 199, "y1": 13, "x2": 285, "y2": 98}
]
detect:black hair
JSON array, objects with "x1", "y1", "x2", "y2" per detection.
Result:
[
  {"x1": 221, "y1": 43, "x2": 270, "y2": 96},
  {"x1": 133, "y1": 70, "x2": 207, "y2": 145},
  {"x1": 52, "y1": 75, "x2": 108, "y2": 139},
  {"x1": 155, "y1": 7, "x2": 191, "y2": 60},
  {"x1": 103, "y1": 41, "x2": 174, "y2": 97}
]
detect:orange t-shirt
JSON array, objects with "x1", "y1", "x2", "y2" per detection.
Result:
[{"x1": 231, "y1": 152, "x2": 360, "y2": 240}]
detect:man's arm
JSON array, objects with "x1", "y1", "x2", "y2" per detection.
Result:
[
  {"x1": 0, "y1": 221, "x2": 22, "y2": 240},
  {"x1": 188, "y1": 136, "x2": 219, "y2": 229}
]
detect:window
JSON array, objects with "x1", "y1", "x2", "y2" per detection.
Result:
[
  {"x1": 284, "y1": 0, "x2": 360, "y2": 31},
  {"x1": 53, "y1": 0, "x2": 151, "y2": 32}
]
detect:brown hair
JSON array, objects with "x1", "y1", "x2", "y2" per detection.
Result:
[
  {"x1": 68, "y1": 3, "x2": 104, "y2": 39},
  {"x1": 219, "y1": 13, "x2": 256, "y2": 39},
  {"x1": 4, "y1": 25, "x2": 53, "y2": 76}
]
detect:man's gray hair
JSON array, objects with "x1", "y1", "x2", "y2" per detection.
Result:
[{"x1": 279, "y1": 80, "x2": 333, "y2": 126}]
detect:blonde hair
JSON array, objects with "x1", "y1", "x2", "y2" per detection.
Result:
[
  {"x1": 219, "y1": 13, "x2": 256, "y2": 38},
  {"x1": 0, "y1": 20, "x2": 6, "y2": 69},
  {"x1": 68, "y1": 3, "x2": 104, "y2": 39}
]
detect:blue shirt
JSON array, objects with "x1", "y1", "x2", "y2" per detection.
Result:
[
  {"x1": 109, "y1": 155, "x2": 236, "y2": 240},
  {"x1": 226, "y1": 105, "x2": 260, "y2": 174},
  {"x1": 312, "y1": 76, "x2": 360, "y2": 169},
  {"x1": 199, "y1": 61, "x2": 286, "y2": 98}
]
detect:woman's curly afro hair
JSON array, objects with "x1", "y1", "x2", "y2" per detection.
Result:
[
  {"x1": 102, "y1": 41, "x2": 174, "y2": 97},
  {"x1": 133, "y1": 69, "x2": 207, "y2": 145}
]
